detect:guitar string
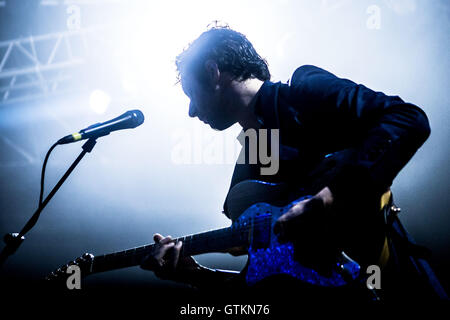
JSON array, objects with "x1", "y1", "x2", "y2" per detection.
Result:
[
  {"x1": 96, "y1": 217, "x2": 270, "y2": 260},
  {"x1": 93, "y1": 215, "x2": 275, "y2": 267}
]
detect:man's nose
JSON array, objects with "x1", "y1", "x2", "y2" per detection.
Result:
[{"x1": 188, "y1": 101, "x2": 197, "y2": 118}]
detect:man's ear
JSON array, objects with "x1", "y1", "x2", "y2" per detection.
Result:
[{"x1": 204, "y1": 60, "x2": 220, "y2": 87}]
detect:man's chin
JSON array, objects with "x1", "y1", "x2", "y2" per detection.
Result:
[{"x1": 208, "y1": 121, "x2": 235, "y2": 131}]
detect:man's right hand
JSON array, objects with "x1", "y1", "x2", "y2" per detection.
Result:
[{"x1": 140, "y1": 233, "x2": 201, "y2": 282}]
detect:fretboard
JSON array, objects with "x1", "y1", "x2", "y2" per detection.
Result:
[{"x1": 91, "y1": 225, "x2": 250, "y2": 274}]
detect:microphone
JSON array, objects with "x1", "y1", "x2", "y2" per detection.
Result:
[{"x1": 58, "y1": 109, "x2": 144, "y2": 144}]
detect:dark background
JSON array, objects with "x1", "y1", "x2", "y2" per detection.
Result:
[{"x1": 0, "y1": 0, "x2": 448, "y2": 302}]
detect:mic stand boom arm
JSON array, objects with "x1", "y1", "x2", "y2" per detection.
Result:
[{"x1": 0, "y1": 138, "x2": 97, "y2": 267}]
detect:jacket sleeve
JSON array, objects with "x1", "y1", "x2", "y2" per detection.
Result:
[{"x1": 289, "y1": 65, "x2": 431, "y2": 202}]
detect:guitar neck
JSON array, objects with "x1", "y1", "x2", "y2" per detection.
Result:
[{"x1": 91, "y1": 226, "x2": 248, "y2": 274}]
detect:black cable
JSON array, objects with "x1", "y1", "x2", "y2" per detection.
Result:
[
  {"x1": 0, "y1": 141, "x2": 60, "y2": 266},
  {"x1": 1, "y1": 139, "x2": 97, "y2": 267},
  {"x1": 39, "y1": 141, "x2": 59, "y2": 207}
]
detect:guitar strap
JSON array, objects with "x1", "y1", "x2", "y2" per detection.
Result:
[
  {"x1": 382, "y1": 193, "x2": 448, "y2": 300},
  {"x1": 377, "y1": 190, "x2": 392, "y2": 269}
]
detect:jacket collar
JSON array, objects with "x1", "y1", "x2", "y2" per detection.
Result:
[{"x1": 254, "y1": 80, "x2": 282, "y2": 129}]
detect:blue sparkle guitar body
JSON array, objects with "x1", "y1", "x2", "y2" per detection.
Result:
[{"x1": 227, "y1": 180, "x2": 361, "y2": 287}]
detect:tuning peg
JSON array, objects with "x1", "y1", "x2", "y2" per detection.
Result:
[{"x1": 82, "y1": 253, "x2": 94, "y2": 260}]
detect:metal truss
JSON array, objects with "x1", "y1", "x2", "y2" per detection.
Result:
[{"x1": 0, "y1": 28, "x2": 97, "y2": 105}]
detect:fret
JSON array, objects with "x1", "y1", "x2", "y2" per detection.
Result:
[
  {"x1": 142, "y1": 244, "x2": 153, "y2": 253},
  {"x1": 89, "y1": 221, "x2": 264, "y2": 275},
  {"x1": 136, "y1": 246, "x2": 147, "y2": 255},
  {"x1": 181, "y1": 235, "x2": 190, "y2": 257},
  {"x1": 178, "y1": 236, "x2": 186, "y2": 246}
]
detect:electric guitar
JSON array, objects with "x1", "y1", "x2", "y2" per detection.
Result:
[{"x1": 46, "y1": 179, "x2": 390, "y2": 288}]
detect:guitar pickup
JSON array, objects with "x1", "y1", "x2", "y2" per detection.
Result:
[{"x1": 250, "y1": 213, "x2": 271, "y2": 249}]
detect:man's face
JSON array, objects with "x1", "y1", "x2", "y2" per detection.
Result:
[{"x1": 180, "y1": 74, "x2": 237, "y2": 131}]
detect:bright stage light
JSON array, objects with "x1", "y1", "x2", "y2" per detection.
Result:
[{"x1": 89, "y1": 89, "x2": 111, "y2": 114}]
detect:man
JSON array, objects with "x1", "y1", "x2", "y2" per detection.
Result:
[{"x1": 141, "y1": 26, "x2": 431, "y2": 300}]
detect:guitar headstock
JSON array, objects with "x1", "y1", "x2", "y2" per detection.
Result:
[{"x1": 45, "y1": 252, "x2": 94, "y2": 282}]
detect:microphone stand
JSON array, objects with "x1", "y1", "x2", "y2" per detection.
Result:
[{"x1": 0, "y1": 138, "x2": 97, "y2": 267}]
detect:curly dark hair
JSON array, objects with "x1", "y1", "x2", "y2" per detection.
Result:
[{"x1": 176, "y1": 25, "x2": 270, "y2": 83}]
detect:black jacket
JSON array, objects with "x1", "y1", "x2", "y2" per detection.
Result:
[
  {"x1": 224, "y1": 65, "x2": 430, "y2": 217},
  {"x1": 221, "y1": 65, "x2": 443, "y2": 299}
]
